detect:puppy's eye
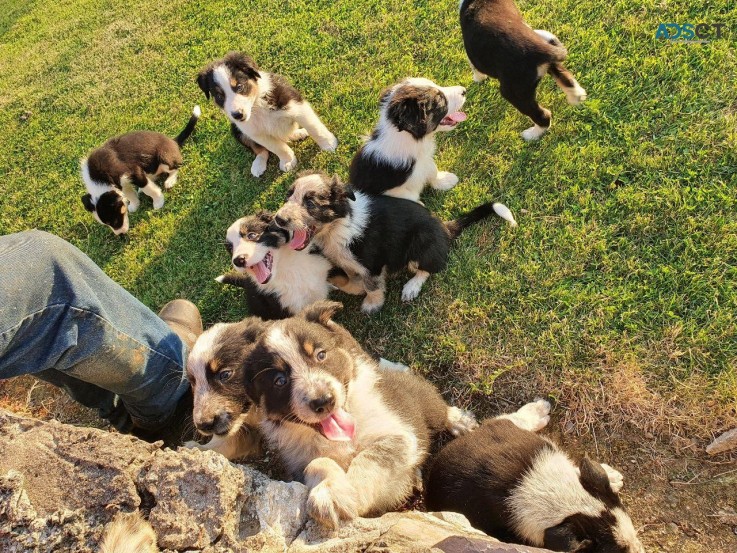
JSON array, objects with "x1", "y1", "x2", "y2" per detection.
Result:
[
  {"x1": 235, "y1": 83, "x2": 244, "y2": 93},
  {"x1": 225, "y1": 242, "x2": 233, "y2": 253},
  {"x1": 286, "y1": 188, "x2": 295, "y2": 200},
  {"x1": 305, "y1": 199, "x2": 316, "y2": 209},
  {"x1": 246, "y1": 232, "x2": 259, "y2": 241},
  {"x1": 273, "y1": 373, "x2": 287, "y2": 388},
  {"x1": 217, "y1": 370, "x2": 232, "y2": 382},
  {"x1": 316, "y1": 350, "x2": 327, "y2": 362}
]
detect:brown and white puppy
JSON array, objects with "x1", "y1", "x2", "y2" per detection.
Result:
[
  {"x1": 241, "y1": 301, "x2": 477, "y2": 528},
  {"x1": 349, "y1": 78, "x2": 467, "y2": 203},
  {"x1": 81, "y1": 105, "x2": 200, "y2": 235},
  {"x1": 460, "y1": 0, "x2": 586, "y2": 140},
  {"x1": 197, "y1": 52, "x2": 337, "y2": 178},
  {"x1": 425, "y1": 400, "x2": 645, "y2": 553},
  {"x1": 183, "y1": 317, "x2": 268, "y2": 461},
  {"x1": 274, "y1": 172, "x2": 516, "y2": 313}
]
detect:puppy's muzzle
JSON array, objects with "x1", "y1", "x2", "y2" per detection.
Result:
[
  {"x1": 309, "y1": 394, "x2": 335, "y2": 415},
  {"x1": 233, "y1": 254, "x2": 247, "y2": 268},
  {"x1": 274, "y1": 214, "x2": 289, "y2": 228},
  {"x1": 196, "y1": 411, "x2": 232, "y2": 435},
  {"x1": 231, "y1": 110, "x2": 245, "y2": 121}
]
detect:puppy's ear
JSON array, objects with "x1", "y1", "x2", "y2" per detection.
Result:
[
  {"x1": 329, "y1": 174, "x2": 354, "y2": 201},
  {"x1": 578, "y1": 456, "x2": 616, "y2": 500},
  {"x1": 388, "y1": 95, "x2": 426, "y2": 139},
  {"x1": 300, "y1": 301, "x2": 344, "y2": 327},
  {"x1": 196, "y1": 68, "x2": 212, "y2": 99},
  {"x1": 81, "y1": 194, "x2": 95, "y2": 212},
  {"x1": 344, "y1": 185, "x2": 356, "y2": 201},
  {"x1": 227, "y1": 51, "x2": 261, "y2": 80},
  {"x1": 543, "y1": 521, "x2": 584, "y2": 552},
  {"x1": 378, "y1": 86, "x2": 393, "y2": 105}
]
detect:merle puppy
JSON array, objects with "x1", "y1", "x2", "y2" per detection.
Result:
[
  {"x1": 460, "y1": 0, "x2": 586, "y2": 140},
  {"x1": 197, "y1": 52, "x2": 337, "y2": 177},
  {"x1": 425, "y1": 400, "x2": 645, "y2": 553},
  {"x1": 273, "y1": 172, "x2": 516, "y2": 313},
  {"x1": 349, "y1": 78, "x2": 467, "y2": 203},
  {"x1": 81, "y1": 105, "x2": 200, "y2": 234}
]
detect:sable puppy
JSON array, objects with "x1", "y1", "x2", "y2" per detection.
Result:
[
  {"x1": 241, "y1": 301, "x2": 477, "y2": 528},
  {"x1": 197, "y1": 52, "x2": 337, "y2": 177},
  {"x1": 425, "y1": 400, "x2": 645, "y2": 553},
  {"x1": 273, "y1": 171, "x2": 516, "y2": 313},
  {"x1": 80, "y1": 105, "x2": 200, "y2": 235},
  {"x1": 217, "y1": 211, "x2": 361, "y2": 320},
  {"x1": 460, "y1": 0, "x2": 587, "y2": 140},
  {"x1": 349, "y1": 78, "x2": 467, "y2": 203}
]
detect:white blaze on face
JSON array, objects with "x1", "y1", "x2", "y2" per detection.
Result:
[
  {"x1": 213, "y1": 65, "x2": 256, "y2": 122},
  {"x1": 275, "y1": 173, "x2": 326, "y2": 228},
  {"x1": 226, "y1": 217, "x2": 267, "y2": 269}
]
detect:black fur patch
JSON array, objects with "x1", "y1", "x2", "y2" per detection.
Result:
[
  {"x1": 81, "y1": 194, "x2": 95, "y2": 212},
  {"x1": 543, "y1": 512, "x2": 626, "y2": 553},
  {"x1": 264, "y1": 73, "x2": 303, "y2": 109},
  {"x1": 349, "y1": 145, "x2": 415, "y2": 195},
  {"x1": 386, "y1": 85, "x2": 448, "y2": 139}
]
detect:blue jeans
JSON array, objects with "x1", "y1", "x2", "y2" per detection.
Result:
[{"x1": 0, "y1": 230, "x2": 189, "y2": 432}]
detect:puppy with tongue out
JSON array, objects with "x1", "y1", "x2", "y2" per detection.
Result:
[
  {"x1": 349, "y1": 77, "x2": 468, "y2": 203},
  {"x1": 242, "y1": 301, "x2": 478, "y2": 529}
]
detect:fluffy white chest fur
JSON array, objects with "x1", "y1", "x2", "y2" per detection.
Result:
[{"x1": 263, "y1": 247, "x2": 334, "y2": 314}]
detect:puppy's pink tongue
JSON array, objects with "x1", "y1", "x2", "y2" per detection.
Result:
[
  {"x1": 448, "y1": 112, "x2": 467, "y2": 123},
  {"x1": 289, "y1": 228, "x2": 308, "y2": 250},
  {"x1": 250, "y1": 261, "x2": 270, "y2": 284},
  {"x1": 319, "y1": 408, "x2": 356, "y2": 441}
]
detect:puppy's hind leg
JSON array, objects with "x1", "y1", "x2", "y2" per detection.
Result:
[
  {"x1": 495, "y1": 399, "x2": 551, "y2": 432},
  {"x1": 500, "y1": 76, "x2": 551, "y2": 141},
  {"x1": 548, "y1": 62, "x2": 587, "y2": 105},
  {"x1": 446, "y1": 406, "x2": 478, "y2": 436},
  {"x1": 121, "y1": 178, "x2": 140, "y2": 212},
  {"x1": 468, "y1": 57, "x2": 488, "y2": 83},
  {"x1": 401, "y1": 270, "x2": 430, "y2": 302}
]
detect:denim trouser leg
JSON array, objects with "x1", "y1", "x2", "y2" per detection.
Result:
[{"x1": 0, "y1": 230, "x2": 189, "y2": 431}]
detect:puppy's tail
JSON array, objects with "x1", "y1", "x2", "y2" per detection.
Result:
[
  {"x1": 215, "y1": 272, "x2": 251, "y2": 289},
  {"x1": 99, "y1": 512, "x2": 158, "y2": 553},
  {"x1": 445, "y1": 202, "x2": 517, "y2": 240},
  {"x1": 533, "y1": 29, "x2": 568, "y2": 62},
  {"x1": 174, "y1": 105, "x2": 201, "y2": 146}
]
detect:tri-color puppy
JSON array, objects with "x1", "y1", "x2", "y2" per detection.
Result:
[
  {"x1": 240, "y1": 301, "x2": 477, "y2": 528},
  {"x1": 460, "y1": 0, "x2": 587, "y2": 140},
  {"x1": 81, "y1": 106, "x2": 200, "y2": 235},
  {"x1": 425, "y1": 400, "x2": 645, "y2": 553},
  {"x1": 273, "y1": 172, "x2": 516, "y2": 313},
  {"x1": 217, "y1": 211, "x2": 362, "y2": 320},
  {"x1": 349, "y1": 78, "x2": 467, "y2": 203},
  {"x1": 197, "y1": 52, "x2": 337, "y2": 177}
]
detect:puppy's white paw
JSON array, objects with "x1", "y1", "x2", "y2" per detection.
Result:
[
  {"x1": 431, "y1": 171, "x2": 458, "y2": 191},
  {"x1": 361, "y1": 297, "x2": 384, "y2": 314},
  {"x1": 290, "y1": 128, "x2": 310, "y2": 141},
  {"x1": 401, "y1": 279, "x2": 424, "y2": 302},
  {"x1": 183, "y1": 440, "x2": 203, "y2": 450},
  {"x1": 521, "y1": 124, "x2": 548, "y2": 141},
  {"x1": 127, "y1": 201, "x2": 140, "y2": 213},
  {"x1": 279, "y1": 156, "x2": 298, "y2": 172},
  {"x1": 251, "y1": 157, "x2": 268, "y2": 178},
  {"x1": 307, "y1": 476, "x2": 358, "y2": 529},
  {"x1": 601, "y1": 463, "x2": 624, "y2": 493},
  {"x1": 566, "y1": 84, "x2": 587, "y2": 105},
  {"x1": 446, "y1": 406, "x2": 478, "y2": 436},
  {"x1": 378, "y1": 358, "x2": 409, "y2": 372},
  {"x1": 163, "y1": 175, "x2": 178, "y2": 189},
  {"x1": 152, "y1": 196, "x2": 165, "y2": 209},
  {"x1": 515, "y1": 399, "x2": 551, "y2": 432},
  {"x1": 317, "y1": 132, "x2": 338, "y2": 152},
  {"x1": 472, "y1": 70, "x2": 488, "y2": 83}
]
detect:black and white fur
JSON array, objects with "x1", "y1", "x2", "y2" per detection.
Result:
[
  {"x1": 425, "y1": 400, "x2": 645, "y2": 553},
  {"x1": 460, "y1": 0, "x2": 587, "y2": 140},
  {"x1": 349, "y1": 78, "x2": 467, "y2": 203},
  {"x1": 217, "y1": 212, "x2": 362, "y2": 320},
  {"x1": 80, "y1": 106, "x2": 200, "y2": 234},
  {"x1": 240, "y1": 301, "x2": 477, "y2": 528},
  {"x1": 273, "y1": 172, "x2": 517, "y2": 313},
  {"x1": 197, "y1": 52, "x2": 337, "y2": 177}
]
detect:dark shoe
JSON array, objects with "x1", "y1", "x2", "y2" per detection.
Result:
[{"x1": 158, "y1": 299, "x2": 203, "y2": 351}]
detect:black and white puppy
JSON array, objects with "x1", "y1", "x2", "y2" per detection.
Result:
[
  {"x1": 80, "y1": 105, "x2": 200, "y2": 235},
  {"x1": 216, "y1": 212, "x2": 362, "y2": 320},
  {"x1": 349, "y1": 78, "x2": 467, "y2": 203},
  {"x1": 425, "y1": 400, "x2": 645, "y2": 553},
  {"x1": 197, "y1": 52, "x2": 337, "y2": 177},
  {"x1": 274, "y1": 172, "x2": 516, "y2": 313},
  {"x1": 241, "y1": 301, "x2": 477, "y2": 528},
  {"x1": 460, "y1": 0, "x2": 587, "y2": 140}
]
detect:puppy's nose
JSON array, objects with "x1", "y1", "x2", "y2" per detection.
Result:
[
  {"x1": 274, "y1": 215, "x2": 289, "y2": 227},
  {"x1": 231, "y1": 110, "x2": 244, "y2": 121},
  {"x1": 233, "y1": 255, "x2": 247, "y2": 268},
  {"x1": 309, "y1": 394, "x2": 335, "y2": 415},
  {"x1": 197, "y1": 412, "x2": 231, "y2": 435}
]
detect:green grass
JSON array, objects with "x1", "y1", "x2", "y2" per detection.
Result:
[{"x1": 0, "y1": 0, "x2": 735, "y2": 441}]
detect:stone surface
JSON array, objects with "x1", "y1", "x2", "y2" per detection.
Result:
[
  {"x1": 706, "y1": 428, "x2": 737, "y2": 455},
  {"x1": 0, "y1": 409, "x2": 550, "y2": 552}
]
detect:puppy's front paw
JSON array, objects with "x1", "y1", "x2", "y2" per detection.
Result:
[
  {"x1": 127, "y1": 201, "x2": 140, "y2": 213},
  {"x1": 431, "y1": 171, "x2": 458, "y2": 191},
  {"x1": 521, "y1": 125, "x2": 548, "y2": 141},
  {"x1": 600, "y1": 463, "x2": 624, "y2": 493},
  {"x1": 401, "y1": 279, "x2": 424, "y2": 302},
  {"x1": 251, "y1": 156, "x2": 268, "y2": 177},
  {"x1": 361, "y1": 297, "x2": 384, "y2": 314},
  {"x1": 446, "y1": 406, "x2": 478, "y2": 436},
  {"x1": 163, "y1": 175, "x2": 178, "y2": 189},
  {"x1": 152, "y1": 197, "x2": 165, "y2": 209},
  {"x1": 308, "y1": 476, "x2": 358, "y2": 529},
  {"x1": 290, "y1": 128, "x2": 310, "y2": 141},
  {"x1": 516, "y1": 399, "x2": 551, "y2": 432},
  {"x1": 317, "y1": 133, "x2": 338, "y2": 152},
  {"x1": 279, "y1": 156, "x2": 298, "y2": 172}
]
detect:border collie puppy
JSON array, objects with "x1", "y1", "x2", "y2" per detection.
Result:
[
  {"x1": 216, "y1": 211, "x2": 362, "y2": 320},
  {"x1": 197, "y1": 52, "x2": 337, "y2": 177},
  {"x1": 241, "y1": 301, "x2": 477, "y2": 528},
  {"x1": 183, "y1": 317, "x2": 270, "y2": 461},
  {"x1": 460, "y1": 0, "x2": 587, "y2": 140},
  {"x1": 273, "y1": 172, "x2": 516, "y2": 313},
  {"x1": 349, "y1": 78, "x2": 467, "y2": 203},
  {"x1": 80, "y1": 106, "x2": 200, "y2": 235},
  {"x1": 425, "y1": 400, "x2": 645, "y2": 553}
]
